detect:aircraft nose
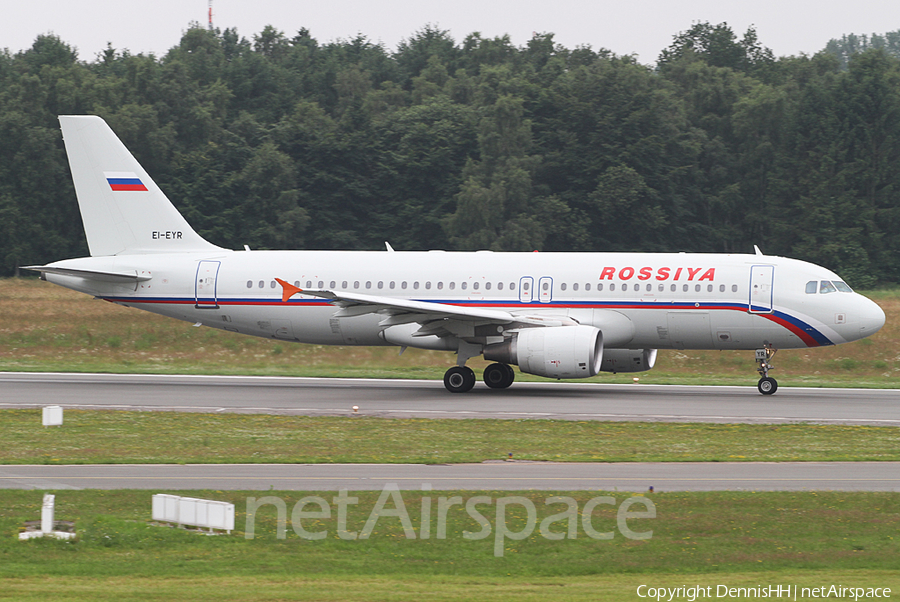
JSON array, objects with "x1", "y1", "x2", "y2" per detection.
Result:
[{"x1": 856, "y1": 295, "x2": 885, "y2": 339}]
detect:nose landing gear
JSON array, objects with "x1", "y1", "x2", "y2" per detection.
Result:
[{"x1": 756, "y1": 347, "x2": 778, "y2": 395}]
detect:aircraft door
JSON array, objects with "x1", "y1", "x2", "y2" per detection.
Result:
[
  {"x1": 519, "y1": 277, "x2": 534, "y2": 303},
  {"x1": 538, "y1": 276, "x2": 553, "y2": 303},
  {"x1": 749, "y1": 265, "x2": 774, "y2": 313},
  {"x1": 195, "y1": 260, "x2": 220, "y2": 309}
]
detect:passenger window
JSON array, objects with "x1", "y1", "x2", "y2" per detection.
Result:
[
  {"x1": 805, "y1": 281, "x2": 817, "y2": 294},
  {"x1": 342, "y1": 281, "x2": 348, "y2": 289},
  {"x1": 670, "y1": 284, "x2": 676, "y2": 292},
  {"x1": 659, "y1": 284, "x2": 664, "y2": 292},
  {"x1": 683, "y1": 284, "x2": 689, "y2": 292},
  {"x1": 586, "y1": 283, "x2": 592, "y2": 291},
  {"x1": 401, "y1": 281, "x2": 407, "y2": 290},
  {"x1": 330, "y1": 281, "x2": 336, "y2": 289},
  {"x1": 485, "y1": 282, "x2": 491, "y2": 290},
  {"x1": 835, "y1": 281, "x2": 853, "y2": 292},
  {"x1": 497, "y1": 282, "x2": 503, "y2": 290},
  {"x1": 647, "y1": 284, "x2": 652, "y2": 292},
  {"x1": 820, "y1": 281, "x2": 837, "y2": 294},
  {"x1": 377, "y1": 281, "x2": 383, "y2": 289},
  {"x1": 449, "y1": 282, "x2": 456, "y2": 290},
  {"x1": 366, "y1": 281, "x2": 372, "y2": 289},
  {"x1": 258, "y1": 281, "x2": 264, "y2": 289},
  {"x1": 473, "y1": 282, "x2": 479, "y2": 290},
  {"x1": 437, "y1": 281, "x2": 443, "y2": 290},
  {"x1": 293, "y1": 281, "x2": 300, "y2": 288},
  {"x1": 413, "y1": 281, "x2": 419, "y2": 290},
  {"x1": 695, "y1": 284, "x2": 701, "y2": 292},
  {"x1": 543, "y1": 282, "x2": 549, "y2": 291},
  {"x1": 354, "y1": 281, "x2": 360, "y2": 289},
  {"x1": 707, "y1": 285, "x2": 713, "y2": 292},
  {"x1": 561, "y1": 283, "x2": 567, "y2": 291},
  {"x1": 732, "y1": 284, "x2": 738, "y2": 293},
  {"x1": 426, "y1": 282, "x2": 432, "y2": 290},
  {"x1": 306, "y1": 280, "x2": 312, "y2": 288},
  {"x1": 461, "y1": 282, "x2": 467, "y2": 290},
  {"x1": 523, "y1": 281, "x2": 530, "y2": 291},
  {"x1": 246, "y1": 280, "x2": 252, "y2": 288},
  {"x1": 389, "y1": 281, "x2": 395, "y2": 289},
  {"x1": 573, "y1": 283, "x2": 579, "y2": 291},
  {"x1": 510, "y1": 283, "x2": 516, "y2": 290},
  {"x1": 317, "y1": 281, "x2": 323, "y2": 288},
  {"x1": 610, "y1": 283, "x2": 616, "y2": 291},
  {"x1": 271, "y1": 281, "x2": 277, "y2": 288},
  {"x1": 634, "y1": 284, "x2": 640, "y2": 292},
  {"x1": 719, "y1": 284, "x2": 725, "y2": 292}
]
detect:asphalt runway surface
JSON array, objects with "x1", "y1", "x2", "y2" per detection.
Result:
[
  {"x1": 2, "y1": 373, "x2": 898, "y2": 492},
  {"x1": 0, "y1": 372, "x2": 898, "y2": 425},
  {"x1": 2, "y1": 462, "x2": 899, "y2": 492}
]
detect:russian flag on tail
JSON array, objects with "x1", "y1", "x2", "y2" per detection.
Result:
[{"x1": 105, "y1": 171, "x2": 147, "y2": 192}]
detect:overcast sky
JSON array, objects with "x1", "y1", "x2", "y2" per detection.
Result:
[{"x1": 4, "y1": 1, "x2": 900, "y2": 65}]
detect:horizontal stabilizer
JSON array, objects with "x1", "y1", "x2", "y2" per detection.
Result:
[{"x1": 23, "y1": 265, "x2": 151, "y2": 283}]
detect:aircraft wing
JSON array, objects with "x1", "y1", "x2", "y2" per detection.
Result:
[{"x1": 275, "y1": 278, "x2": 572, "y2": 336}]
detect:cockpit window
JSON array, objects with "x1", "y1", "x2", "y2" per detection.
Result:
[
  {"x1": 820, "y1": 281, "x2": 837, "y2": 294},
  {"x1": 834, "y1": 281, "x2": 853, "y2": 292},
  {"x1": 805, "y1": 281, "x2": 817, "y2": 294}
]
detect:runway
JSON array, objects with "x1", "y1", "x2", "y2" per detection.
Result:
[
  {"x1": 2, "y1": 462, "x2": 898, "y2": 491},
  {"x1": 1, "y1": 372, "x2": 898, "y2": 425}
]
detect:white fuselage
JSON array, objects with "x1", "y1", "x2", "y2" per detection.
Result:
[{"x1": 43, "y1": 250, "x2": 885, "y2": 352}]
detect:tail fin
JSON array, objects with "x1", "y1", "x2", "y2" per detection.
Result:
[{"x1": 59, "y1": 115, "x2": 224, "y2": 256}]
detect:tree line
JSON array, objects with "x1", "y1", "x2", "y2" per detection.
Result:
[{"x1": 1, "y1": 22, "x2": 899, "y2": 287}]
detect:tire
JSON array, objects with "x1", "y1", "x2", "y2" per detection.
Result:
[
  {"x1": 484, "y1": 363, "x2": 514, "y2": 389},
  {"x1": 444, "y1": 366, "x2": 476, "y2": 393},
  {"x1": 757, "y1": 377, "x2": 778, "y2": 395},
  {"x1": 503, "y1": 364, "x2": 516, "y2": 387}
]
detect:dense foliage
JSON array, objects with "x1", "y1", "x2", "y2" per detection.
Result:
[{"x1": 1, "y1": 23, "x2": 899, "y2": 286}]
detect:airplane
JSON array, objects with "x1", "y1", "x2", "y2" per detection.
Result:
[{"x1": 25, "y1": 115, "x2": 886, "y2": 395}]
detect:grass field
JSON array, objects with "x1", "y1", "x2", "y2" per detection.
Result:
[
  {"x1": 1, "y1": 278, "x2": 899, "y2": 388},
  {"x1": 3, "y1": 409, "x2": 900, "y2": 464},
  {"x1": 1, "y1": 490, "x2": 898, "y2": 601}
]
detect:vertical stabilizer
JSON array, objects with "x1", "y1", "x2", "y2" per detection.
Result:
[{"x1": 59, "y1": 115, "x2": 224, "y2": 256}]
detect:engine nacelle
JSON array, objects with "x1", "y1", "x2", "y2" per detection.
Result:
[
  {"x1": 599, "y1": 348, "x2": 658, "y2": 373},
  {"x1": 483, "y1": 325, "x2": 603, "y2": 379}
]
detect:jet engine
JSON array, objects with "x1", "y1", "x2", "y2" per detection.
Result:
[
  {"x1": 599, "y1": 348, "x2": 657, "y2": 373},
  {"x1": 483, "y1": 325, "x2": 603, "y2": 379}
]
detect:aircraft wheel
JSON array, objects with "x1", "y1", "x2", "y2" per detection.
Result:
[
  {"x1": 444, "y1": 366, "x2": 476, "y2": 393},
  {"x1": 484, "y1": 363, "x2": 515, "y2": 389},
  {"x1": 757, "y1": 377, "x2": 778, "y2": 395}
]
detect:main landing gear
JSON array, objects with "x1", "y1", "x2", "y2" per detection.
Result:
[
  {"x1": 444, "y1": 366, "x2": 476, "y2": 393},
  {"x1": 483, "y1": 362, "x2": 515, "y2": 389},
  {"x1": 755, "y1": 347, "x2": 778, "y2": 395},
  {"x1": 443, "y1": 363, "x2": 515, "y2": 393}
]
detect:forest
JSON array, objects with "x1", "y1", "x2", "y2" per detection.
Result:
[{"x1": 1, "y1": 22, "x2": 899, "y2": 287}]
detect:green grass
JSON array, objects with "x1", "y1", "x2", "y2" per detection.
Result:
[
  {"x1": 0, "y1": 490, "x2": 897, "y2": 601},
  {"x1": 1, "y1": 278, "x2": 899, "y2": 388},
  {"x1": 3, "y1": 410, "x2": 900, "y2": 464}
]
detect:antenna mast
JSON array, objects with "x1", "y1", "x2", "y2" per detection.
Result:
[{"x1": 208, "y1": 0, "x2": 214, "y2": 30}]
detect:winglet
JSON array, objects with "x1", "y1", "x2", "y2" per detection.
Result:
[{"x1": 275, "y1": 278, "x2": 303, "y2": 302}]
